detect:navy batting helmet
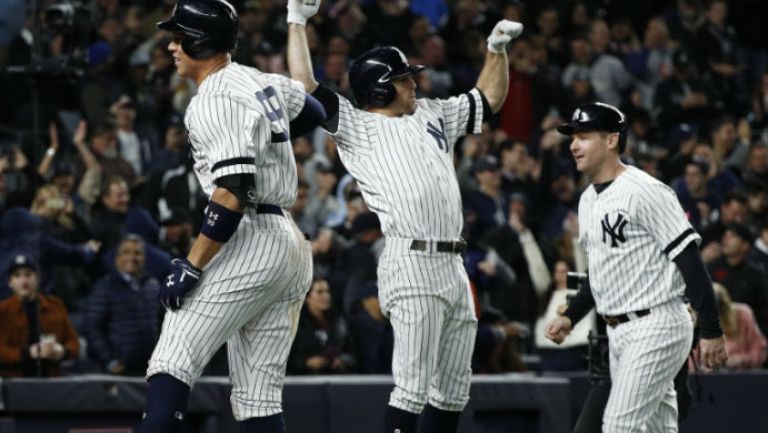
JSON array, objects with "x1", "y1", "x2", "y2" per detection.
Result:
[
  {"x1": 157, "y1": 0, "x2": 238, "y2": 60},
  {"x1": 349, "y1": 46, "x2": 425, "y2": 108},
  {"x1": 557, "y1": 102, "x2": 628, "y2": 152}
]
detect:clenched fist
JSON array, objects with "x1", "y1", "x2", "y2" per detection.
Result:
[
  {"x1": 287, "y1": 0, "x2": 321, "y2": 26},
  {"x1": 487, "y1": 20, "x2": 524, "y2": 54}
]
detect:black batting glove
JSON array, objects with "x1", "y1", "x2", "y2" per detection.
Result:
[{"x1": 160, "y1": 258, "x2": 202, "y2": 311}]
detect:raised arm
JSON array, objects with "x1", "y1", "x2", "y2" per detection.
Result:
[
  {"x1": 476, "y1": 20, "x2": 523, "y2": 114},
  {"x1": 286, "y1": 0, "x2": 322, "y2": 93},
  {"x1": 37, "y1": 122, "x2": 59, "y2": 179}
]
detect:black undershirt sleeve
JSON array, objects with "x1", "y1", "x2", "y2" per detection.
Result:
[
  {"x1": 289, "y1": 94, "x2": 326, "y2": 138},
  {"x1": 214, "y1": 174, "x2": 256, "y2": 208},
  {"x1": 311, "y1": 84, "x2": 340, "y2": 133},
  {"x1": 674, "y1": 242, "x2": 723, "y2": 339},
  {"x1": 563, "y1": 276, "x2": 597, "y2": 325}
]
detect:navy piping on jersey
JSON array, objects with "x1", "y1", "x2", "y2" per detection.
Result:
[
  {"x1": 466, "y1": 95, "x2": 476, "y2": 135},
  {"x1": 211, "y1": 157, "x2": 256, "y2": 173},
  {"x1": 663, "y1": 228, "x2": 696, "y2": 256},
  {"x1": 477, "y1": 89, "x2": 492, "y2": 122}
]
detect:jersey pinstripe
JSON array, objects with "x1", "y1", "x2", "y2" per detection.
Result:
[
  {"x1": 147, "y1": 61, "x2": 313, "y2": 420},
  {"x1": 321, "y1": 89, "x2": 484, "y2": 414},
  {"x1": 329, "y1": 88, "x2": 484, "y2": 240},
  {"x1": 576, "y1": 165, "x2": 696, "y2": 432},
  {"x1": 578, "y1": 165, "x2": 700, "y2": 315},
  {"x1": 185, "y1": 62, "x2": 306, "y2": 207}
]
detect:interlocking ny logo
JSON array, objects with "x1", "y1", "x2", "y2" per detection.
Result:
[
  {"x1": 601, "y1": 212, "x2": 628, "y2": 247},
  {"x1": 427, "y1": 119, "x2": 448, "y2": 152}
]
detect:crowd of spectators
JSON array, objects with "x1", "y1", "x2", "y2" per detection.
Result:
[{"x1": 0, "y1": 0, "x2": 766, "y2": 377}]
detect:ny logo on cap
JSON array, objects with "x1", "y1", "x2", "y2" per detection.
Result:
[{"x1": 573, "y1": 108, "x2": 590, "y2": 122}]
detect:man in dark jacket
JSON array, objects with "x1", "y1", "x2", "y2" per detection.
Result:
[
  {"x1": 653, "y1": 49, "x2": 717, "y2": 133},
  {"x1": 708, "y1": 223, "x2": 768, "y2": 337},
  {"x1": 83, "y1": 234, "x2": 161, "y2": 375}
]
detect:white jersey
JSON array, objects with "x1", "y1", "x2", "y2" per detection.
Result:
[
  {"x1": 577, "y1": 165, "x2": 700, "y2": 315},
  {"x1": 327, "y1": 88, "x2": 485, "y2": 240},
  {"x1": 184, "y1": 62, "x2": 307, "y2": 207}
]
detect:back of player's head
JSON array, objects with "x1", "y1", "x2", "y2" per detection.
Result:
[
  {"x1": 557, "y1": 102, "x2": 628, "y2": 153},
  {"x1": 349, "y1": 46, "x2": 425, "y2": 108},
  {"x1": 157, "y1": 0, "x2": 238, "y2": 59}
]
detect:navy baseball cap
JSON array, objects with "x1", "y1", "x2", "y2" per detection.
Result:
[
  {"x1": 7, "y1": 254, "x2": 39, "y2": 275},
  {"x1": 557, "y1": 102, "x2": 626, "y2": 136},
  {"x1": 472, "y1": 155, "x2": 500, "y2": 174}
]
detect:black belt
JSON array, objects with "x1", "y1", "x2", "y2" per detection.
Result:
[
  {"x1": 256, "y1": 204, "x2": 283, "y2": 216},
  {"x1": 410, "y1": 239, "x2": 467, "y2": 254},
  {"x1": 603, "y1": 309, "x2": 651, "y2": 328}
]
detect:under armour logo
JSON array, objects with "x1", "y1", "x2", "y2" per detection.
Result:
[
  {"x1": 601, "y1": 212, "x2": 628, "y2": 247},
  {"x1": 207, "y1": 212, "x2": 219, "y2": 226},
  {"x1": 166, "y1": 275, "x2": 174, "y2": 287},
  {"x1": 427, "y1": 119, "x2": 448, "y2": 152}
]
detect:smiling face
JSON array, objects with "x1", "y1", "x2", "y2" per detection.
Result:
[
  {"x1": 167, "y1": 33, "x2": 200, "y2": 79},
  {"x1": 115, "y1": 238, "x2": 145, "y2": 277},
  {"x1": 569, "y1": 130, "x2": 618, "y2": 175}
]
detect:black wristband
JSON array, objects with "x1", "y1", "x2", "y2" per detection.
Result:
[{"x1": 200, "y1": 201, "x2": 244, "y2": 243}]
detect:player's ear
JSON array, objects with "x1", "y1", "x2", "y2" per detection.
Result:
[{"x1": 606, "y1": 132, "x2": 620, "y2": 153}]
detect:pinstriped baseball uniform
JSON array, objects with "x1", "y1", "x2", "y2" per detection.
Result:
[
  {"x1": 578, "y1": 165, "x2": 695, "y2": 432},
  {"x1": 146, "y1": 62, "x2": 313, "y2": 420},
  {"x1": 325, "y1": 89, "x2": 484, "y2": 413}
]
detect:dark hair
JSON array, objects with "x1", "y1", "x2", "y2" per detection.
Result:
[
  {"x1": 101, "y1": 175, "x2": 127, "y2": 198},
  {"x1": 722, "y1": 189, "x2": 748, "y2": 205}
]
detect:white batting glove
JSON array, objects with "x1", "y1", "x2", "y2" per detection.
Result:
[
  {"x1": 487, "y1": 20, "x2": 524, "y2": 54},
  {"x1": 287, "y1": 0, "x2": 321, "y2": 26}
]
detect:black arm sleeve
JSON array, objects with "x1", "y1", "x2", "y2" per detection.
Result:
[
  {"x1": 214, "y1": 174, "x2": 256, "y2": 208},
  {"x1": 311, "y1": 84, "x2": 340, "y2": 133},
  {"x1": 289, "y1": 94, "x2": 327, "y2": 138},
  {"x1": 476, "y1": 89, "x2": 492, "y2": 122},
  {"x1": 563, "y1": 276, "x2": 597, "y2": 325},
  {"x1": 674, "y1": 243, "x2": 723, "y2": 339}
]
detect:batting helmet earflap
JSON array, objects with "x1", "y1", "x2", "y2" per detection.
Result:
[
  {"x1": 349, "y1": 46, "x2": 425, "y2": 108},
  {"x1": 157, "y1": 0, "x2": 238, "y2": 60},
  {"x1": 557, "y1": 102, "x2": 628, "y2": 153}
]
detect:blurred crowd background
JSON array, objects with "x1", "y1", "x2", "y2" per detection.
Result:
[{"x1": 0, "y1": 0, "x2": 766, "y2": 378}]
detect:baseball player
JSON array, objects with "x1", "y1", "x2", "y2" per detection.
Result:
[
  {"x1": 286, "y1": 2, "x2": 522, "y2": 432},
  {"x1": 545, "y1": 102, "x2": 728, "y2": 433},
  {"x1": 140, "y1": 1, "x2": 325, "y2": 433}
]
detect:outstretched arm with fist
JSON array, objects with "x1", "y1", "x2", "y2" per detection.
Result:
[{"x1": 476, "y1": 20, "x2": 524, "y2": 114}]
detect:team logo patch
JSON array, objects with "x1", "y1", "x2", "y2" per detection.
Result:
[
  {"x1": 601, "y1": 211, "x2": 629, "y2": 247},
  {"x1": 573, "y1": 108, "x2": 590, "y2": 122},
  {"x1": 427, "y1": 119, "x2": 448, "y2": 152}
]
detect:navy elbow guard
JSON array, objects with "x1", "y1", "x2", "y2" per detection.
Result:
[{"x1": 200, "y1": 201, "x2": 243, "y2": 243}]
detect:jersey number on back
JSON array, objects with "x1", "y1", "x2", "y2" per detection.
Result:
[{"x1": 255, "y1": 86, "x2": 289, "y2": 143}]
